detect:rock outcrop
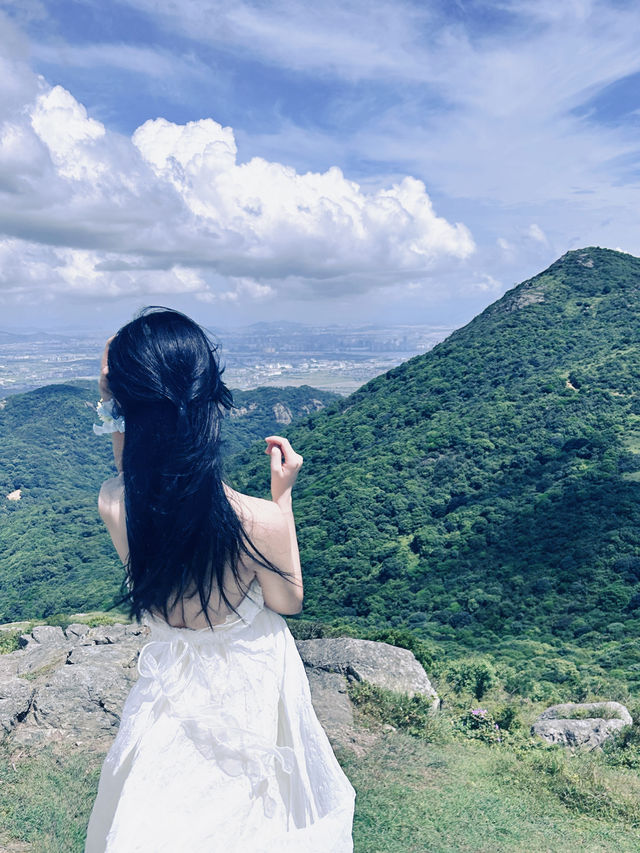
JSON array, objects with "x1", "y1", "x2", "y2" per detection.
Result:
[
  {"x1": 0, "y1": 623, "x2": 439, "y2": 752},
  {"x1": 298, "y1": 638, "x2": 439, "y2": 749},
  {"x1": 0, "y1": 621, "x2": 146, "y2": 747},
  {"x1": 531, "y1": 701, "x2": 632, "y2": 749}
]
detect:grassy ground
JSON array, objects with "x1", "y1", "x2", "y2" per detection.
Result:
[
  {"x1": 0, "y1": 744, "x2": 102, "y2": 852},
  {"x1": 2, "y1": 733, "x2": 640, "y2": 852},
  {"x1": 341, "y1": 734, "x2": 640, "y2": 853}
]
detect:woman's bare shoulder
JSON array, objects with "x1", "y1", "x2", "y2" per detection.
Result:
[{"x1": 223, "y1": 484, "x2": 285, "y2": 530}]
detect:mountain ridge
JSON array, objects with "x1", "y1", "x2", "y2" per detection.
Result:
[{"x1": 230, "y1": 247, "x2": 640, "y2": 658}]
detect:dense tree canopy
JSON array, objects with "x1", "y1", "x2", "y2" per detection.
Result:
[
  {"x1": 230, "y1": 248, "x2": 640, "y2": 657},
  {"x1": 0, "y1": 382, "x2": 336, "y2": 621},
  {"x1": 2, "y1": 247, "x2": 640, "y2": 696}
]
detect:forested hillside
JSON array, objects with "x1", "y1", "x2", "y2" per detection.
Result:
[
  {"x1": 0, "y1": 383, "x2": 336, "y2": 621},
  {"x1": 231, "y1": 248, "x2": 640, "y2": 659},
  {"x1": 4, "y1": 247, "x2": 640, "y2": 691}
]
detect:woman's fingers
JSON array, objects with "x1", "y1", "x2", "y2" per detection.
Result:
[
  {"x1": 264, "y1": 436, "x2": 303, "y2": 468},
  {"x1": 270, "y1": 444, "x2": 283, "y2": 473}
]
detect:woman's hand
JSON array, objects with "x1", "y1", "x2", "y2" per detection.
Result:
[
  {"x1": 264, "y1": 436, "x2": 303, "y2": 508},
  {"x1": 99, "y1": 336, "x2": 114, "y2": 400}
]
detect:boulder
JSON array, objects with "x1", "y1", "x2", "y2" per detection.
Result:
[
  {"x1": 80, "y1": 623, "x2": 146, "y2": 646},
  {"x1": 297, "y1": 638, "x2": 439, "y2": 707},
  {"x1": 65, "y1": 623, "x2": 90, "y2": 640},
  {"x1": 26, "y1": 663, "x2": 137, "y2": 738},
  {"x1": 16, "y1": 644, "x2": 70, "y2": 678},
  {"x1": 307, "y1": 668, "x2": 354, "y2": 730},
  {"x1": 531, "y1": 701, "x2": 632, "y2": 749},
  {"x1": 31, "y1": 625, "x2": 67, "y2": 645},
  {"x1": 0, "y1": 676, "x2": 34, "y2": 734}
]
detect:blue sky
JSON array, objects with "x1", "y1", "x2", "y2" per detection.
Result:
[{"x1": 0, "y1": 0, "x2": 639, "y2": 331}]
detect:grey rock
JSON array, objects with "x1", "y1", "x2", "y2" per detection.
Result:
[
  {"x1": 65, "y1": 623, "x2": 90, "y2": 640},
  {"x1": 31, "y1": 625, "x2": 66, "y2": 645},
  {"x1": 297, "y1": 638, "x2": 439, "y2": 707},
  {"x1": 2, "y1": 617, "x2": 438, "y2": 753},
  {"x1": 532, "y1": 701, "x2": 632, "y2": 748},
  {"x1": 0, "y1": 651, "x2": 19, "y2": 679},
  {"x1": 16, "y1": 644, "x2": 70, "y2": 677},
  {"x1": 18, "y1": 634, "x2": 35, "y2": 650},
  {"x1": 67, "y1": 641, "x2": 140, "y2": 670},
  {"x1": 25, "y1": 661, "x2": 137, "y2": 741},
  {"x1": 537, "y1": 701, "x2": 632, "y2": 726},
  {"x1": 306, "y1": 669, "x2": 353, "y2": 730},
  {"x1": 0, "y1": 676, "x2": 34, "y2": 734},
  {"x1": 273, "y1": 403, "x2": 293, "y2": 425},
  {"x1": 85, "y1": 624, "x2": 130, "y2": 645}
]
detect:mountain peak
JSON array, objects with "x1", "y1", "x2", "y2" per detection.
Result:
[{"x1": 488, "y1": 245, "x2": 640, "y2": 319}]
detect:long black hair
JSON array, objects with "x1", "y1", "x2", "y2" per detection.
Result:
[{"x1": 107, "y1": 307, "x2": 282, "y2": 627}]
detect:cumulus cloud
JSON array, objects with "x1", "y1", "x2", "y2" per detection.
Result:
[{"x1": 0, "y1": 48, "x2": 474, "y2": 305}]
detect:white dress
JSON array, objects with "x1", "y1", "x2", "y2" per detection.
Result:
[{"x1": 85, "y1": 579, "x2": 355, "y2": 852}]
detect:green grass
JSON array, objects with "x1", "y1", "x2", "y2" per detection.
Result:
[
  {"x1": 341, "y1": 734, "x2": 640, "y2": 853},
  {"x1": 0, "y1": 743, "x2": 103, "y2": 853},
  {"x1": 3, "y1": 730, "x2": 640, "y2": 852}
]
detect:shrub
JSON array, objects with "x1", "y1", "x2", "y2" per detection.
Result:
[
  {"x1": 43, "y1": 613, "x2": 73, "y2": 631},
  {"x1": 0, "y1": 630, "x2": 22, "y2": 655},
  {"x1": 565, "y1": 705, "x2": 625, "y2": 721},
  {"x1": 348, "y1": 680, "x2": 445, "y2": 740},
  {"x1": 530, "y1": 750, "x2": 640, "y2": 825},
  {"x1": 444, "y1": 658, "x2": 496, "y2": 700},
  {"x1": 455, "y1": 707, "x2": 502, "y2": 744},
  {"x1": 493, "y1": 702, "x2": 524, "y2": 732}
]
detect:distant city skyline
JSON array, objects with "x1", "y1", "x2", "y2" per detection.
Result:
[{"x1": 1, "y1": 1, "x2": 639, "y2": 332}]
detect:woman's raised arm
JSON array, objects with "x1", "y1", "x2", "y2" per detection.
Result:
[{"x1": 227, "y1": 435, "x2": 304, "y2": 615}]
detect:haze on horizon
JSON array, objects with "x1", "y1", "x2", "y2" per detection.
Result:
[{"x1": 0, "y1": 0, "x2": 639, "y2": 334}]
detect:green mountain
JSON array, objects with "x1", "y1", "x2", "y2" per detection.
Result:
[
  {"x1": 231, "y1": 248, "x2": 640, "y2": 651},
  {"x1": 0, "y1": 383, "x2": 336, "y2": 621},
  {"x1": 221, "y1": 386, "x2": 336, "y2": 457},
  {"x1": 4, "y1": 246, "x2": 640, "y2": 673}
]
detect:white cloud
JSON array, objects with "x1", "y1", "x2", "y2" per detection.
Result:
[
  {"x1": 32, "y1": 41, "x2": 211, "y2": 82},
  {"x1": 0, "y1": 239, "x2": 213, "y2": 302},
  {"x1": 31, "y1": 87, "x2": 106, "y2": 180},
  {"x1": 203, "y1": 277, "x2": 277, "y2": 303},
  {"x1": 0, "y1": 52, "x2": 474, "y2": 306},
  {"x1": 468, "y1": 273, "x2": 503, "y2": 294},
  {"x1": 526, "y1": 224, "x2": 548, "y2": 244},
  {"x1": 132, "y1": 116, "x2": 473, "y2": 280},
  {"x1": 104, "y1": 0, "x2": 432, "y2": 83}
]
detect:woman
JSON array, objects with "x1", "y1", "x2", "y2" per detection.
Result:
[{"x1": 85, "y1": 308, "x2": 355, "y2": 852}]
